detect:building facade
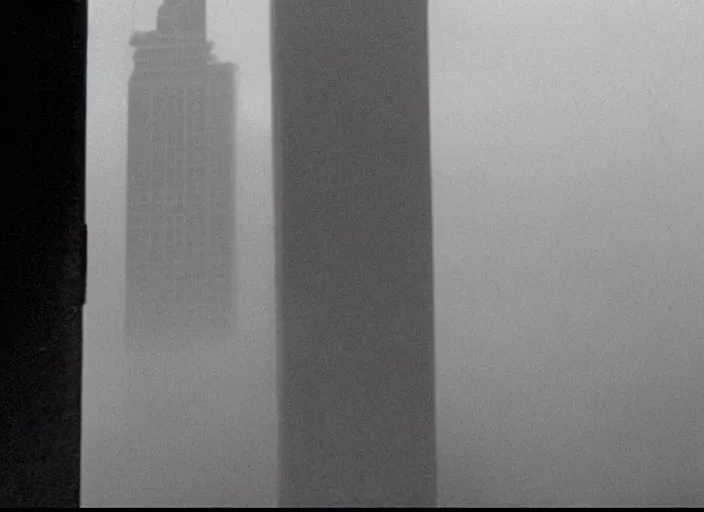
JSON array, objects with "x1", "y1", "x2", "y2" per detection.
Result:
[{"x1": 125, "y1": 0, "x2": 235, "y2": 351}]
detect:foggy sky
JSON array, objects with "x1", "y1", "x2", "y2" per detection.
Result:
[{"x1": 85, "y1": 0, "x2": 704, "y2": 507}]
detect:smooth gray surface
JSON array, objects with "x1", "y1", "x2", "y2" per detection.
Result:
[
  {"x1": 431, "y1": 2, "x2": 704, "y2": 506},
  {"x1": 272, "y1": 0, "x2": 435, "y2": 507}
]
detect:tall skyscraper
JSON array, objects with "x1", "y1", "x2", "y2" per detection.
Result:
[{"x1": 125, "y1": 0, "x2": 235, "y2": 352}]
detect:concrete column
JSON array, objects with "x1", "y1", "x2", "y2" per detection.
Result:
[
  {"x1": 2, "y1": 2, "x2": 86, "y2": 506},
  {"x1": 271, "y1": 1, "x2": 435, "y2": 507}
]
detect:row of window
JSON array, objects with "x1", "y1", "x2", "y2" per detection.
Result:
[
  {"x1": 128, "y1": 205, "x2": 229, "y2": 220},
  {"x1": 131, "y1": 291, "x2": 232, "y2": 308},
  {"x1": 132, "y1": 93, "x2": 208, "y2": 117},
  {"x1": 128, "y1": 243, "x2": 230, "y2": 259},
  {"x1": 128, "y1": 282, "x2": 232, "y2": 295},
  {"x1": 130, "y1": 65, "x2": 215, "y2": 82},
  {"x1": 129, "y1": 148, "x2": 221, "y2": 167},
  {"x1": 127, "y1": 247, "x2": 230, "y2": 262},
  {"x1": 128, "y1": 232, "x2": 231, "y2": 247},
  {"x1": 127, "y1": 264, "x2": 231, "y2": 275},
  {"x1": 128, "y1": 127, "x2": 209, "y2": 150},
  {"x1": 134, "y1": 237, "x2": 219, "y2": 249},
  {"x1": 129, "y1": 166, "x2": 216, "y2": 184},
  {"x1": 127, "y1": 198, "x2": 227, "y2": 211},
  {"x1": 132, "y1": 215, "x2": 227, "y2": 224},
  {"x1": 129, "y1": 121, "x2": 219, "y2": 142},
  {"x1": 127, "y1": 258, "x2": 230, "y2": 271},
  {"x1": 127, "y1": 195, "x2": 216, "y2": 209},
  {"x1": 129, "y1": 210, "x2": 218, "y2": 222},
  {"x1": 127, "y1": 194, "x2": 225, "y2": 210}
]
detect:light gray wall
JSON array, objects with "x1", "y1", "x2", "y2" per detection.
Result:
[
  {"x1": 84, "y1": 0, "x2": 704, "y2": 507},
  {"x1": 431, "y1": 0, "x2": 704, "y2": 506}
]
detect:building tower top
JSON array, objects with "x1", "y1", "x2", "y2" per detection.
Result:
[
  {"x1": 129, "y1": 0, "x2": 215, "y2": 68},
  {"x1": 157, "y1": 0, "x2": 207, "y2": 38}
]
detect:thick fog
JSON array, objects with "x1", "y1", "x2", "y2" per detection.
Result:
[
  {"x1": 84, "y1": 0, "x2": 275, "y2": 506},
  {"x1": 432, "y1": 1, "x2": 703, "y2": 506},
  {"x1": 84, "y1": 0, "x2": 704, "y2": 507}
]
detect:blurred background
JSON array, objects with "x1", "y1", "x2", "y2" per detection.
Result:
[{"x1": 84, "y1": 0, "x2": 703, "y2": 506}]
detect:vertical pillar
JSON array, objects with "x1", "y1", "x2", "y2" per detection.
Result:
[
  {"x1": 271, "y1": 1, "x2": 435, "y2": 507},
  {"x1": 2, "y1": 1, "x2": 86, "y2": 507}
]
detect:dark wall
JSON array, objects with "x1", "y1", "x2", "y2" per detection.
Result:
[
  {"x1": 3, "y1": 1, "x2": 87, "y2": 507},
  {"x1": 272, "y1": 1, "x2": 435, "y2": 507}
]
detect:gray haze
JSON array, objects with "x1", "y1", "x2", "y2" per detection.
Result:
[
  {"x1": 84, "y1": 0, "x2": 704, "y2": 507},
  {"x1": 84, "y1": 0, "x2": 275, "y2": 506}
]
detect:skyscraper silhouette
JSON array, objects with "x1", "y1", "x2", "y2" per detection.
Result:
[{"x1": 125, "y1": 0, "x2": 235, "y2": 352}]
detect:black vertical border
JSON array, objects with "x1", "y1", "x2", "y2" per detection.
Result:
[{"x1": 2, "y1": 0, "x2": 87, "y2": 507}]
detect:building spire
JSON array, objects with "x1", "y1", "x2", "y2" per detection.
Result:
[{"x1": 157, "y1": 0, "x2": 206, "y2": 37}]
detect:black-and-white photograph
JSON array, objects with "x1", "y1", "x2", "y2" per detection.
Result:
[{"x1": 5, "y1": 0, "x2": 703, "y2": 507}]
